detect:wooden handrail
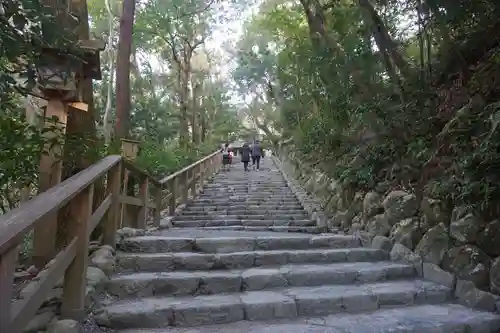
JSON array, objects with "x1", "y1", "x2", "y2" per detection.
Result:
[
  {"x1": 121, "y1": 160, "x2": 161, "y2": 186},
  {"x1": 0, "y1": 149, "x2": 222, "y2": 333},
  {"x1": 0, "y1": 155, "x2": 121, "y2": 256},
  {"x1": 159, "y1": 150, "x2": 221, "y2": 184}
]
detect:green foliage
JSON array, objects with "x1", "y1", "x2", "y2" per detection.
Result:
[
  {"x1": 233, "y1": 0, "x2": 500, "y2": 219},
  {"x1": 0, "y1": 113, "x2": 44, "y2": 212},
  {"x1": 135, "y1": 140, "x2": 218, "y2": 178}
]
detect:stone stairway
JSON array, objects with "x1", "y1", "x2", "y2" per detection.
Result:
[{"x1": 96, "y1": 160, "x2": 500, "y2": 332}]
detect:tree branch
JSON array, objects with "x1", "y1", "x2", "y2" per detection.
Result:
[{"x1": 172, "y1": 0, "x2": 217, "y2": 21}]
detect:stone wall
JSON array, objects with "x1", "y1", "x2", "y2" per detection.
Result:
[{"x1": 276, "y1": 143, "x2": 500, "y2": 312}]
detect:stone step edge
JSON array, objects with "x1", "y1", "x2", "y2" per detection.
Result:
[
  {"x1": 173, "y1": 215, "x2": 311, "y2": 221},
  {"x1": 117, "y1": 234, "x2": 362, "y2": 254},
  {"x1": 95, "y1": 279, "x2": 452, "y2": 329},
  {"x1": 106, "y1": 303, "x2": 500, "y2": 333},
  {"x1": 170, "y1": 221, "x2": 317, "y2": 228},
  {"x1": 271, "y1": 155, "x2": 329, "y2": 231},
  {"x1": 115, "y1": 247, "x2": 388, "y2": 272},
  {"x1": 107, "y1": 261, "x2": 416, "y2": 298},
  {"x1": 189, "y1": 226, "x2": 323, "y2": 233},
  {"x1": 180, "y1": 210, "x2": 307, "y2": 214}
]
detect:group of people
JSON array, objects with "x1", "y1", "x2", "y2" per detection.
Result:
[{"x1": 221, "y1": 141, "x2": 265, "y2": 171}]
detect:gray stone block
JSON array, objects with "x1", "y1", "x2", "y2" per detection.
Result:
[
  {"x1": 215, "y1": 252, "x2": 255, "y2": 269},
  {"x1": 199, "y1": 271, "x2": 242, "y2": 294},
  {"x1": 242, "y1": 268, "x2": 288, "y2": 290},
  {"x1": 195, "y1": 237, "x2": 255, "y2": 253},
  {"x1": 423, "y1": 262, "x2": 456, "y2": 289},
  {"x1": 171, "y1": 295, "x2": 244, "y2": 326},
  {"x1": 371, "y1": 235, "x2": 393, "y2": 252},
  {"x1": 240, "y1": 291, "x2": 297, "y2": 320},
  {"x1": 456, "y1": 279, "x2": 499, "y2": 312}
]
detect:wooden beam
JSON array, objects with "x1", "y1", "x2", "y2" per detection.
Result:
[{"x1": 68, "y1": 102, "x2": 88, "y2": 112}]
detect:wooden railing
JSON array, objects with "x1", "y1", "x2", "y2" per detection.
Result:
[{"x1": 0, "y1": 150, "x2": 222, "y2": 333}]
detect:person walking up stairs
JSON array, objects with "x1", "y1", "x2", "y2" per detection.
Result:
[{"x1": 251, "y1": 140, "x2": 263, "y2": 170}]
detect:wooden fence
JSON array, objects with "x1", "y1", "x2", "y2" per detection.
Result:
[{"x1": 0, "y1": 150, "x2": 222, "y2": 333}]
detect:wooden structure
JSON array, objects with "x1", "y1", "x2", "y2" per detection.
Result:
[
  {"x1": 0, "y1": 150, "x2": 222, "y2": 333},
  {"x1": 120, "y1": 139, "x2": 140, "y2": 228},
  {"x1": 31, "y1": 0, "x2": 105, "y2": 268}
]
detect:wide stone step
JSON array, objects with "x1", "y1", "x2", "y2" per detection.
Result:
[
  {"x1": 180, "y1": 209, "x2": 306, "y2": 216},
  {"x1": 204, "y1": 182, "x2": 287, "y2": 187},
  {"x1": 183, "y1": 204, "x2": 305, "y2": 211},
  {"x1": 96, "y1": 280, "x2": 451, "y2": 329},
  {"x1": 171, "y1": 219, "x2": 316, "y2": 228},
  {"x1": 196, "y1": 226, "x2": 322, "y2": 233},
  {"x1": 117, "y1": 234, "x2": 360, "y2": 254},
  {"x1": 116, "y1": 247, "x2": 388, "y2": 272},
  {"x1": 116, "y1": 247, "x2": 387, "y2": 272},
  {"x1": 200, "y1": 190, "x2": 294, "y2": 194},
  {"x1": 109, "y1": 303, "x2": 500, "y2": 333},
  {"x1": 173, "y1": 214, "x2": 308, "y2": 222},
  {"x1": 207, "y1": 182, "x2": 287, "y2": 187},
  {"x1": 108, "y1": 261, "x2": 414, "y2": 298},
  {"x1": 194, "y1": 198, "x2": 299, "y2": 203},
  {"x1": 199, "y1": 190, "x2": 294, "y2": 194},
  {"x1": 192, "y1": 201, "x2": 302, "y2": 206},
  {"x1": 201, "y1": 187, "x2": 292, "y2": 192},
  {"x1": 196, "y1": 197, "x2": 298, "y2": 205}
]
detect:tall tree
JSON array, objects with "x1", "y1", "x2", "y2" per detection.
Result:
[{"x1": 115, "y1": 0, "x2": 136, "y2": 139}]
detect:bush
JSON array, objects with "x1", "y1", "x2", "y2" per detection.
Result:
[{"x1": 135, "y1": 140, "x2": 219, "y2": 178}]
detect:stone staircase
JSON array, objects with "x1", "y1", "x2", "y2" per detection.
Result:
[{"x1": 96, "y1": 160, "x2": 500, "y2": 332}]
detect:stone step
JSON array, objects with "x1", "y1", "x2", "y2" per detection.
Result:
[
  {"x1": 179, "y1": 209, "x2": 307, "y2": 216},
  {"x1": 194, "y1": 197, "x2": 299, "y2": 202},
  {"x1": 173, "y1": 214, "x2": 308, "y2": 222},
  {"x1": 95, "y1": 280, "x2": 451, "y2": 329},
  {"x1": 109, "y1": 303, "x2": 500, "y2": 333},
  {"x1": 194, "y1": 198, "x2": 300, "y2": 203},
  {"x1": 108, "y1": 261, "x2": 414, "y2": 299},
  {"x1": 116, "y1": 247, "x2": 387, "y2": 272},
  {"x1": 171, "y1": 219, "x2": 316, "y2": 228},
  {"x1": 192, "y1": 201, "x2": 301, "y2": 206},
  {"x1": 212, "y1": 181, "x2": 286, "y2": 184},
  {"x1": 199, "y1": 189, "x2": 294, "y2": 193},
  {"x1": 183, "y1": 204, "x2": 305, "y2": 211},
  {"x1": 196, "y1": 226, "x2": 322, "y2": 233},
  {"x1": 117, "y1": 235, "x2": 361, "y2": 254},
  {"x1": 201, "y1": 184, "x2": 291, "y2": 193}
]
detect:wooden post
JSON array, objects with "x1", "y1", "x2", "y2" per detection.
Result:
[
  {"x1": 169, "y1": 178, "x2": 177, "y2": 216},
  {"x1": 200, "y1": 160, "x2": 206, "y2": 189},
  {"x1": 32, "y1": 99, "x2": 68, "y2": 269},
  {"x1": 103, "y1": 162, "x2": 121, "y2": 247},
  {"x1": 61, "y1": 184, "x2": 93, "y2": 320},
  {"x1": 211, "y1": 155, "x2": 216, "y2": 175},
  {"x1": 181, "y1": 172, "x2": 189, "y2": 205},
  {"x1": 121, "y1": 138, "x2": 140, "y2": 160},
  {"x1": 0, "y1": 247, "x2": 18, "y2": 331},
  {"x1": 190, "y1": 165, "x2": 197, "y2": 199},
  {"x1": 120, "y1": 139, "x2": 139, "y2": 228},
  {"x1": 136, "y1": 177, "x2": 149, "y2": 229},
  {"x1": 154, "y1": 186, "x2": 162, "y2": 227}
]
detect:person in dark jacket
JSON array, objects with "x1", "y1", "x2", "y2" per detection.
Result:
[
  {"x1": 251, "y1": 141, "x2": 263, "y2": 170},
  {"x1": 240, "y1": 143, "x2": 251, "y2": 171}
]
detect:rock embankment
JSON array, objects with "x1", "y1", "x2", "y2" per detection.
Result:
[{"x1": 277, "y1": 145, "x2": 500, "y2": 313}]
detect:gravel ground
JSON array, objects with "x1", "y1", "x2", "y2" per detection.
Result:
[{"x1": 81, "y1": 314, "x2": 115, "y2": 333}]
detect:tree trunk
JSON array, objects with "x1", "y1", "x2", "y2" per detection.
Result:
[
  {"x1": 191, "y1": 81, "x2": 202, "y2": 144},
  {"x1": 115, "y1": 0, "x2": 136, "y2": 139},
  {"x1": 177, "y1": 64, "x2": 190, "y2": 147},
  {"x1": 65, "y1": 0, "x2": 96, "y2": 177},
  {"x1": 358, "y1": 0, "x2": 410, "y2": 78}
]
